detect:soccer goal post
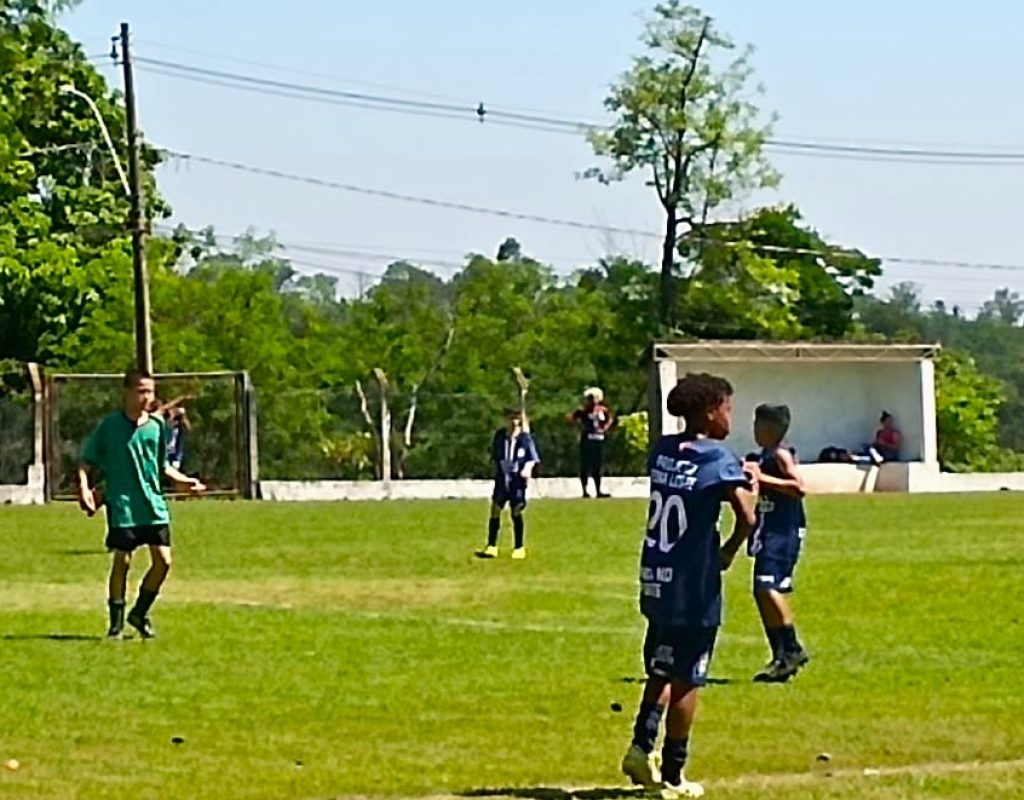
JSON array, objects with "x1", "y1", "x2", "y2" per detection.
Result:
[{"x1": 44, "y1": 370, "x2": 258, "y2": 501}]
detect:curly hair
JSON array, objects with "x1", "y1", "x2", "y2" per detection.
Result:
[{"x1": 666, "y1": 373, "x2": 733, "y2": 426}]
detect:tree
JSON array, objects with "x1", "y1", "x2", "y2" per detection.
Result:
[
  {"x1": 979, "y1": 288, "x2": 1024, "y2": 326},
  {"x1": 687, "y1": 205, "x2": 881, "y2": 339},
  {"x1": 0, "y1": 5, "x2": 164, "y2": 362},
  {"x1": 586, "y1": 1, "x2": 777, "y2": 326}
]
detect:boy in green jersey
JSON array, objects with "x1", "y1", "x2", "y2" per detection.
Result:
[{"x1": 78, "y1": 370, "x2": 205, "y2": 639}]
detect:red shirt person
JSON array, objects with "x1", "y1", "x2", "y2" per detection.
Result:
[{"x1": 871, "y1": 412, "x2": 902, "y2": 462}]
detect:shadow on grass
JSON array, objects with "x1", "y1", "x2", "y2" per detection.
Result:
[
  {"x1": 462, "y1": 788, "x2": 644, "y2": 800},
  {"x1": 2, "y1": 634, "x2": 104, "y2": 642},
  {"x1": 619, "y1": 676, "x2": 734, "y2": 686},
  {"x1": 60, "y1": 549, "x2": 107, "y2": 556}
]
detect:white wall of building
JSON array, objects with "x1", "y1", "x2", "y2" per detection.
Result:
[{"x1": 658, "y1": 359, "x2": 935, "y2": 463}]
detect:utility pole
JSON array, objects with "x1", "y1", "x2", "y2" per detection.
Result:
[{"x1": 119, "y1": 22, "x2": 153, "y2": 374}]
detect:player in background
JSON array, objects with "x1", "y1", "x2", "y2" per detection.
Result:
[
  {"x1": 78, "y1": 370, "x2": 205, "y2": 639},
  {"x1": 476, "y1": 408, "x2": 540, "y2": 560},
  {"x1": 568, "y1": 387, "x2": 613, "y2": 498},
  {"x1": 621, "y1": 373, "x2": 757, "y2": 799},
  {"x1": 744, "y1": 404, "x2": 809, "y2": 683}
]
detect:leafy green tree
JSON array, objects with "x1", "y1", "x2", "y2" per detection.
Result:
[
  {"x1": 0, "y1": 4, "x2": 163, "y2": 362},
  {"x1": 586, "y1": 1, "x2": 777, "y2": 326},
  {"x1": 689, "y1": 205, "x2": 880, "y2": 339}
]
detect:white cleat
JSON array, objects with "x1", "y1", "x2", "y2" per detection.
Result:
[
  {"x1": 621, "y1": 744, "x2": 661, "y2": 789},
  {"x1": 661, "y1": 775, "x2": 705, "y2": 799}
]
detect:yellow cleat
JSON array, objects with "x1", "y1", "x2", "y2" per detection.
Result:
[
  {"x1": 475, "y1": 545, "x2": 498, "y2": 559},
  {"x1": 511, "y1": 547, "x2": 527, "y2": 560}
]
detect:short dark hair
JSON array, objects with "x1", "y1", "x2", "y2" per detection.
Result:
[
  {"x1": 755, "y1": 403, "x2": 792, "y2": 435},
  {"x1": 123, "y1": 369, "x2": 154, "y2": 388},
  {"x1": 504, "y1": 406, "x2": 523, "y2": 418},
  {"x1": 880, "y1": 411, "x2": 893, "y2": 422},
  {"x1": 666, "y1": 373, "x2": 733, "y2": 428}
]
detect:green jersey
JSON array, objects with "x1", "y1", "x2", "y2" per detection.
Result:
[{"x1": 82, "y1": 412, "x2": 169, "y2": 528}]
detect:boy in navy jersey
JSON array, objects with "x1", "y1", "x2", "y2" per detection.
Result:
[
  {"x1": 476, "y1": 408, "x2": 540, "y2": 560},
  {"x1": 745, "y1": 404, "x2": 809, "y2": 683},
  {"x1": 621, "y1": 373, "x2": 757, "y2": 799}
]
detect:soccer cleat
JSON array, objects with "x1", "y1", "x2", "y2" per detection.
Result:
[
  {"x1": 126, "y1": 609, "x2": 156, "y2": 639},
  {"x1": 511, "y1": 547, "x2": 526, "y2": 560},
  {"x1": 597, "y1": 492, "x2": 611, "y2": 499},
  {"x1": 787, "y1": 647, "x2": 810, "y2": 670},
  {"x1": 621, "y1": 744, "x2": 661, "y2": 789},
  {"x1": 661, "y1": 775, "x2": 705, "y2": 798},
  {"x1": 106, "y1": 624, "x2": 123, "y2": 639},
  {"x1": 475, "y1": 545, "x2": 498, "y2": 559},
  {"x1": 753, "y1": 659, "x2": 794, "y2": 683}
]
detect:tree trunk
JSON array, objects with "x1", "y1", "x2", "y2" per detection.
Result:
[{"x1": 660, "y1": 207, "x2": 678, "y2": 327}]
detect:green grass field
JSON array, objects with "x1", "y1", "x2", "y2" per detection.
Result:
[{"x1": 1, "y1": 494, "x2": 1022, "y2": 799}]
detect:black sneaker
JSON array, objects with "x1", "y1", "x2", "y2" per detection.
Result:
[
  {"x1": 787, "y1": 647, "x2": 810, "y2": 670},
  {"x1": 597, "y1": 492, "x2": 611, "y2": 499},
  {"x1": 754, "y1": 658, "x2": 795, "y2": 683},
  {"x1": 106, "y1": 624, "x2": 123, "y2": 639},
  {"x1": 126, "y1": 610, "x2": 156, "y2": 639}
]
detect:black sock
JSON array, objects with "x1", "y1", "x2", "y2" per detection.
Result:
[
  {"x1": 580, "y1": 475, "x2": 589, "y2": 494},
  {"x1": 780, "y1": 624, "x2": 802, "y2": 654},
  {"x1": 512, "y1": 515, "x2": 525, "y2": 549},
  {"x1": 132, "y1": 588, "x2": 159, "y2": 618},
  {"x1": 630, "y1": 701, "x2": 664, "y2": 754},
  {"x1": 661, "y1": 737, "x2": 689, "y2": 785},
  {"x1": 765, "y1": 626, "x2": 784, "y2": 659},
  {"x1": 108, "y1": 599, "x2": 125, "y2": 630},
  {"x1": 487, "y1": 517, "x2": 500, "y2": 547},
  {"x1": 594, "y1": 474, "x2": 603, "y2": 494}
]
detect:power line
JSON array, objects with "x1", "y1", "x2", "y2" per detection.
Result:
[
  {"x1": 155, "y1": 147, "x2": 1024, "y2": 273},
  {"x1": 134, "y1": 55, "x2": 1024, "y2": 163},
  {"x1": 159, "y1": 148, "x2": 659, "y2": 238}
]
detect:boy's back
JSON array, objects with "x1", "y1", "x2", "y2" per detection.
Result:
[
  {"x1": 750, "y1": 446, "x2": 806, "y2": 551},
  {"x1": 641, "y1": 435, "x2": 748, "y2": 628}
]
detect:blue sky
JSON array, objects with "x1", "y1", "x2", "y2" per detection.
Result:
[{"x1": 64, "y1": 1, "x2": 1024, "y2": 311}]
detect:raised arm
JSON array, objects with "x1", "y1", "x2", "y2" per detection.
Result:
[{"x1": 757, "y1": 448, "x2": 806, "y2": 499}]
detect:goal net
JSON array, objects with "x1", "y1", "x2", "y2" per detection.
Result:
[{"x1": 45, "y1": 370, "x2": 257, "y2": 500}]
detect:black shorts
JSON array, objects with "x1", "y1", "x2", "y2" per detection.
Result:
[
  {"x1": 642, "y1": 623, "x2": 718, "y2": 686},
  {"x1": 105, "y1": 525, "x2": 172, "y2": 552}
]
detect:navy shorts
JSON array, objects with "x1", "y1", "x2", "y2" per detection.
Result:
[
  {"x1": 492, "y1": 480, "x2": 527, "y2": 511},
  {"x1": 752, "y1": 532, "x2": 804, "y2": 594},
  {"x1": 106, "y1": 525, "x2": 172, "y2": 553},
  {"x1": 642, "y1": 623, "x2": 718, "y2": 686}
]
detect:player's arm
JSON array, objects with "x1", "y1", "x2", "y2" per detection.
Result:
[
  {"x1": 603, "y1": 408, "x2": 615, "y2": 432},
  {"x1": 720, "y1": 484, "x2": 758, "y2": 570},
  {"x1": 163, "y1": 464, "x2": 205, "y2": 494},
  {"x1": 757, "y1": 448, "x2": 806, "y2": 498},
  {"x1": 76, "y1": 464, "x2": 99, "y2": 515},
  {"x1": 520, "y1": 435, "x2": 541, "y2": 479}
]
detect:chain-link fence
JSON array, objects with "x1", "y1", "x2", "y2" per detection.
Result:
[
  {"x1": 0, "y1": 363, "x2": 35, "y2": 485},
  {"x1": 46, "y1": 371, "x2": 253, "y2": 499}
]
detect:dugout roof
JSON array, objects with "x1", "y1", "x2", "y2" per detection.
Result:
[{"x1": 652, "y1": 342, "x2": 940, "y2": 363}]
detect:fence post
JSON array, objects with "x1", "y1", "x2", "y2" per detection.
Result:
[
  {"x1": 241, "y1": 371, "x2": 260, "y2": 499},
  {"x1": 373, "y1": 368, "x2": 392, "y2": 497}
]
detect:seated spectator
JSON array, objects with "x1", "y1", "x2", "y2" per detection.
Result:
[{"x1": 868, "y1": 411, "x2": 902, "y2": 463}]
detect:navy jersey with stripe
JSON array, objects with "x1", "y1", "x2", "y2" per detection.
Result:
[
  {"x1": 639, "y1": 436, "x2": 750, "y2": 627},
  {"x1": 748, "y1": 446, "x2": 806, "y2": 556},
  {"x1": 491, "y1": 429, "x2": 540, "y2": 486}
]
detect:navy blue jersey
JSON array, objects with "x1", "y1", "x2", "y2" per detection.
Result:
[
  {"x1": 639, "y1": 436, "x2": 750, "y2": 627},
  {"x1": 748, "y1": 446, "x2": 807, "y2": 556},
  {"x1": 492, "y1": 429, "x2": 540, "y2": 486}
]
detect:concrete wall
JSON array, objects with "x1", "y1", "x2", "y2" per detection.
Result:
[
  {"x1": 0, "y1": 465, "x2": 45, "y2": 505},
  {"x1": 657, "y1": 359, "x2": 936, "y2": 464}
]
